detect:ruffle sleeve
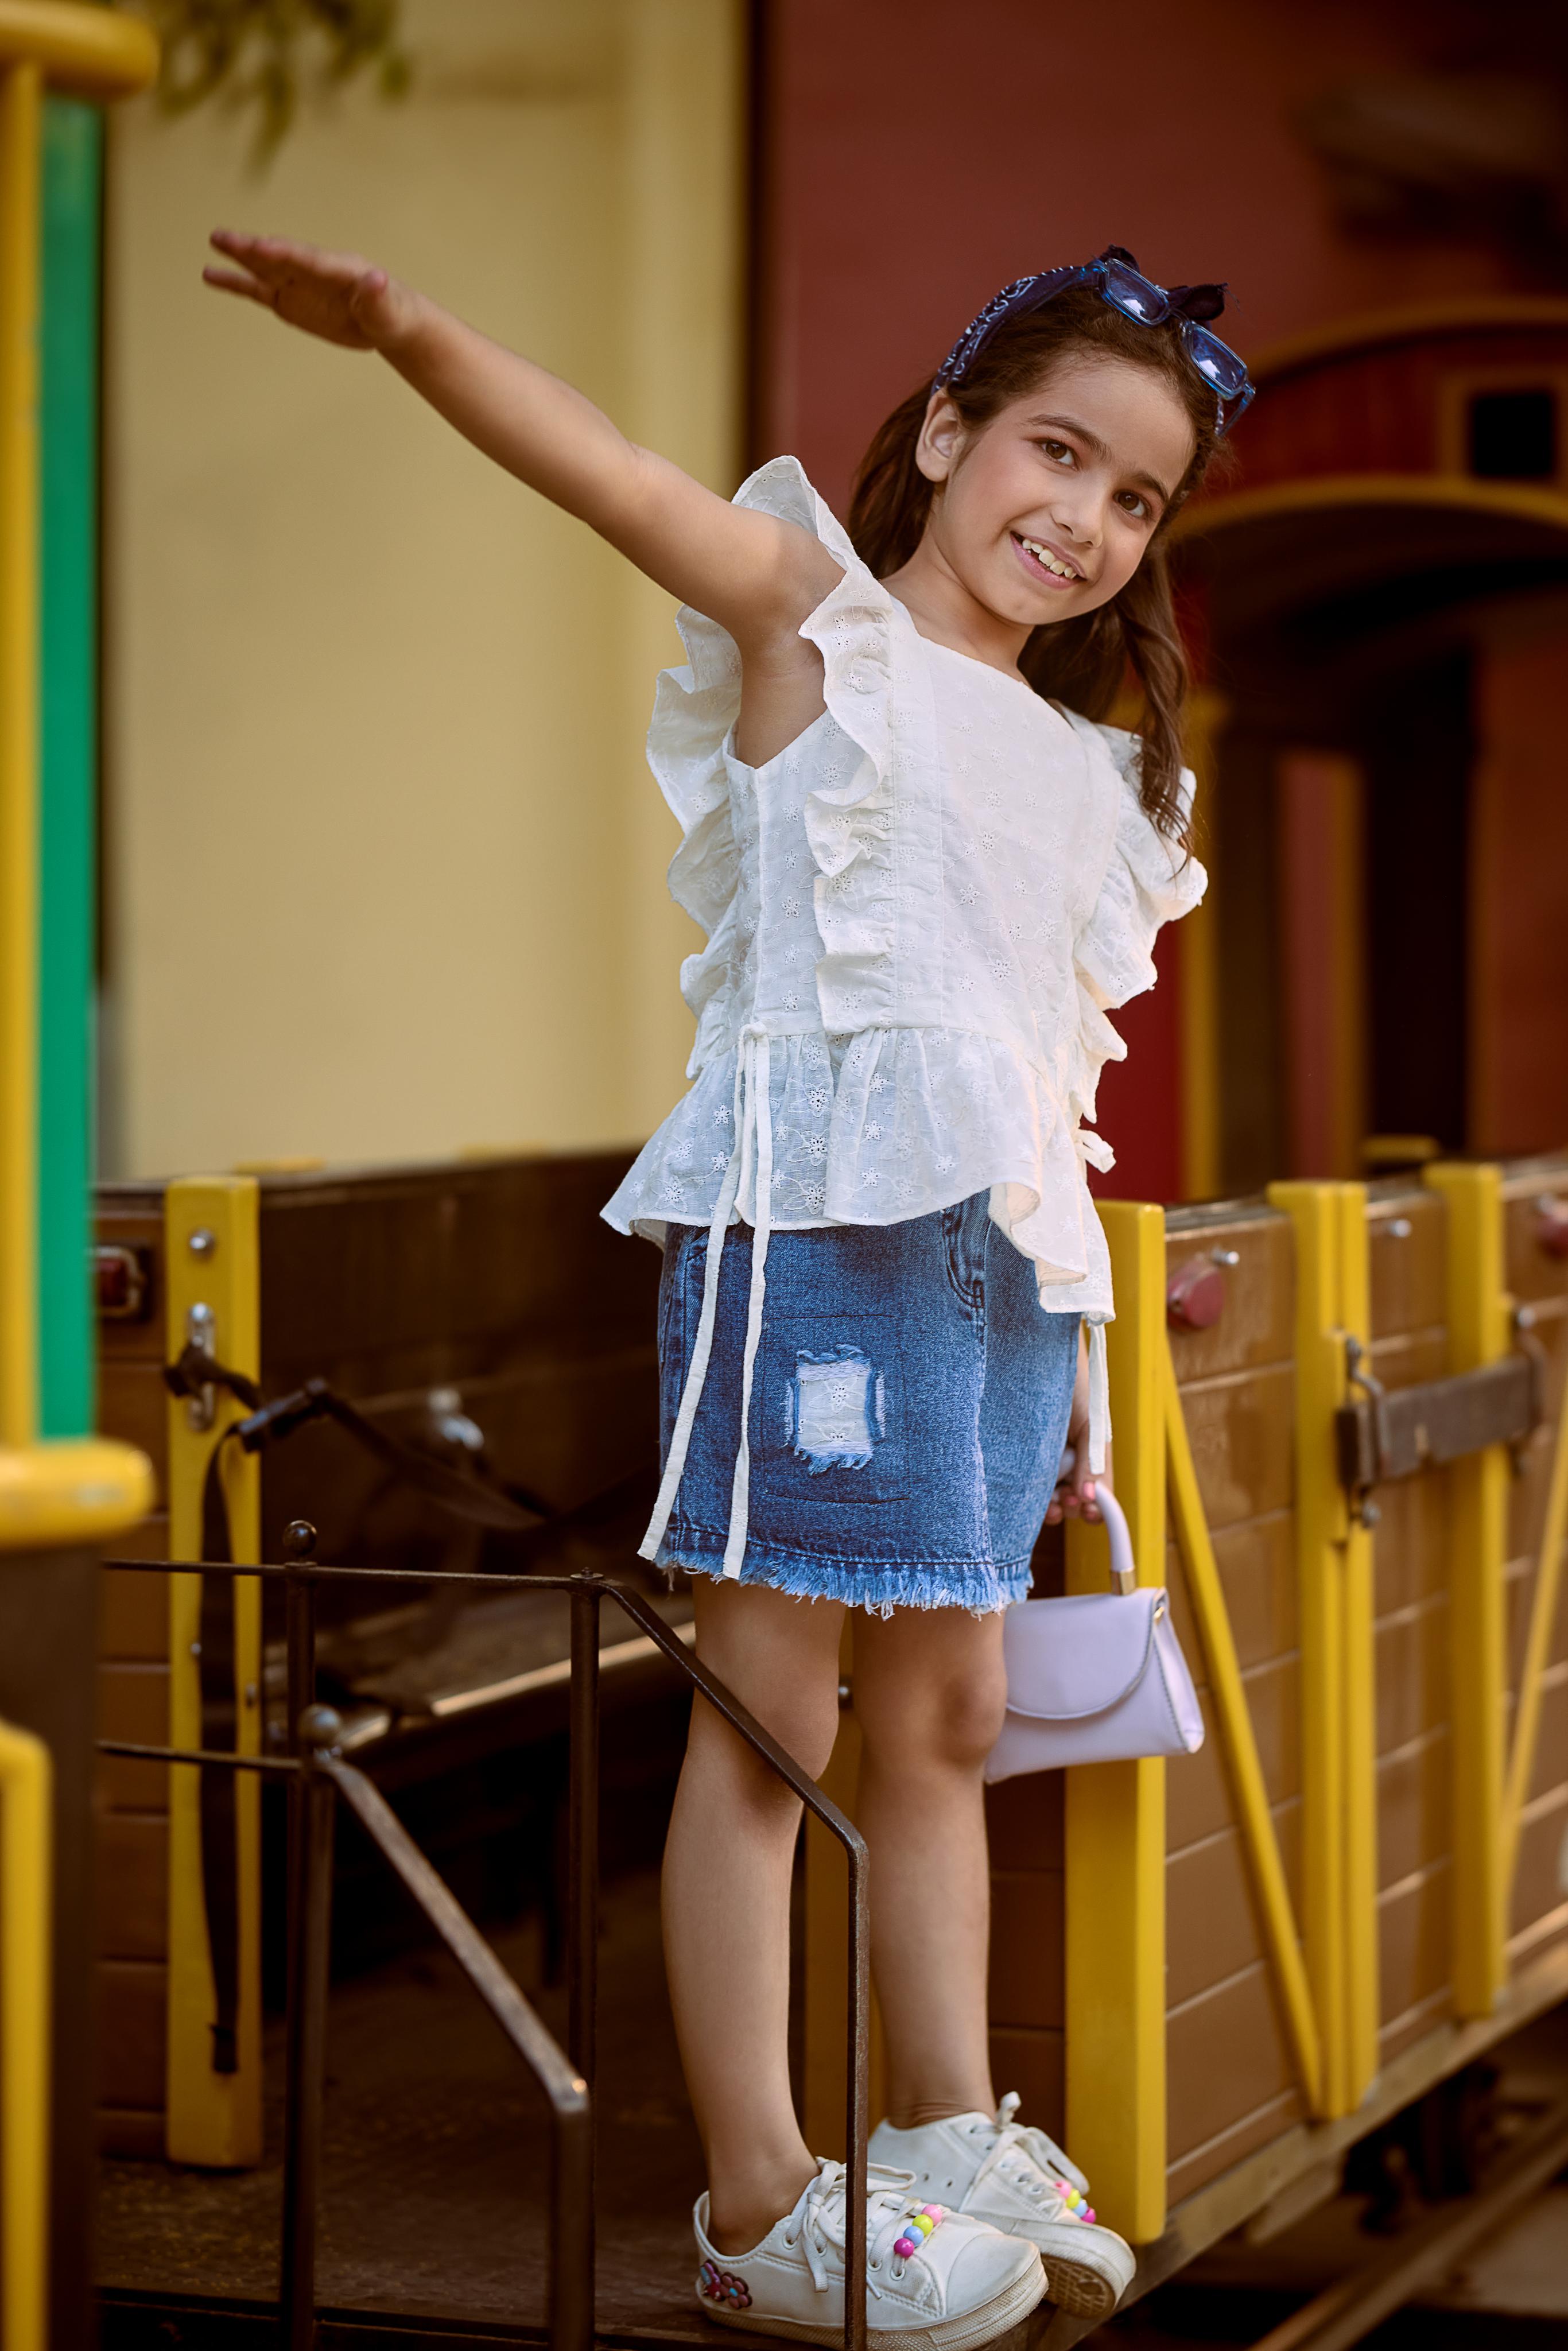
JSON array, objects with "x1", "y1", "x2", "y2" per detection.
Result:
[
  {"x1": 647, "y1": 455, "x2": 917, "y2": 1056},
  {"x1": 1069, "y1": 723, "x2": 1207, "y2": 1158}
]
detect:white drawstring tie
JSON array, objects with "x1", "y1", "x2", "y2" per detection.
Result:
[
  {"x1": 639, "y1": 1027, "x2": 773, "y2": 1578},
  {"x1": 642, "y1": 1030, "x2": 1111, "y2": 1570},
  {"x1": 1085, "y1": 1316, "x2": 1111, "y2": 1476}
]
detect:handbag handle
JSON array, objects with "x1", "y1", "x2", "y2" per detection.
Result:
[{"x1": 1058, "y1": 1449, "x2": 1138, "y2": 1595}]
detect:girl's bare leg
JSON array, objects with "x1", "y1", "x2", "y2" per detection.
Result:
[
  {"x1": 663, "y1": 1578, "x2": 847, "y2": 2252},
  {"x1": 852, "y1": 1608, "x2": 1009, "y2": 2126}
]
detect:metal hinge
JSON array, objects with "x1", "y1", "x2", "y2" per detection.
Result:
[{"x1": 1337, "y1": 1331, "x2": 1542, "y2": 1524}]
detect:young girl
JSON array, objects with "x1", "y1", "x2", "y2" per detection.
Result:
[{"x1": 206, "y1": 232, "x2": 1246, "y2": 2344}]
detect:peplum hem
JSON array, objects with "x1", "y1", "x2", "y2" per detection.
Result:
[{"x1": 601, "y1": 1022, "x2": 1112, "y2": 1312}]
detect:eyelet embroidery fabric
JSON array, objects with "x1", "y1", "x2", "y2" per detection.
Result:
[{"x1": 604, "y1": 456, "x2": 1205, "y2": 1317}]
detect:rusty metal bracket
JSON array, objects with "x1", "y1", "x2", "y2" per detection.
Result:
[{"x1": 1336, "y1": 1336, "x2": 1540, "y2": 1503}]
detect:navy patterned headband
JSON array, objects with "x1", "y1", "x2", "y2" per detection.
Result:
[{"x1": 935, "y1": 245, "x2": 1252, "y2": 435}]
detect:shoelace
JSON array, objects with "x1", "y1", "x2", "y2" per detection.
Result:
[
  {"x1": 784, "y1": 2162, "x2": 941, "y2": 2298},
  {"x1": 968, "y1": 2093, "x2": 1093, "y2": 2217}
]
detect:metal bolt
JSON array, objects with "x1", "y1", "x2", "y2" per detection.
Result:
[
  {"x1": 1360, "y1": 1500, "x2": 1382, "y2": 1528},
  {"x1": 1386, "y1": 1217, "x2": 1413, "y2": 1240},
  {"x1": 189, "y1": 1640, "x2": 201, "y2": 1658},
  {"x1": 1516, "y1": 1303, "x2": 1538, "y2": 1332},
  {"x1": 298, "y1": 1703, "x2": 343, "y2": 1754},
  {"x1": 188, "y1": 1227, "x2": 218, "y2": 1258},
  {"x1": 1210, "y1": 1247, "x2": 1240, "y2": 1268}
]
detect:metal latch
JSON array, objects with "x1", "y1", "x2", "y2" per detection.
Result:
[{"x1": 1337, "y1": 1332, "x2": 1542, "y2": 1522}]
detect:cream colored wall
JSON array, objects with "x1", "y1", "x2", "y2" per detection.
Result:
[{"x1": 102, "y1": 0, "x2": 744, "y2": 1178}]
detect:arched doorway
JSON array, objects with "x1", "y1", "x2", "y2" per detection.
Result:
[{"x1": 1169, "y1": 305, "x2": 1568, "y2": 1195}]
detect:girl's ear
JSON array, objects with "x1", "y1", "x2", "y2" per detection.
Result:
[{"x1": 915, "y1": 389, "x2": 965, "y2": 484}]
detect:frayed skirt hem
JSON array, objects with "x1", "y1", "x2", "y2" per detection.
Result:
[{"x1": 656, "y1": 1530, "x2": 1032, "y2": 1619}]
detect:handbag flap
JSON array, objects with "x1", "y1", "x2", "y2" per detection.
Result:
[{"x1": 1000, "y1": 1589, "x2": 1163, "y2": 1722}]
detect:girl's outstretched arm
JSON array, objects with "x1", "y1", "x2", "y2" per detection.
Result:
[{"x1": 204, "y1": 233, "x2": 839, "y2": 644}]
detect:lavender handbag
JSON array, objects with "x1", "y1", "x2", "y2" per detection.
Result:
[{"x1": 985, "y1": 1479, "x2": 1205, "y2": 1782}]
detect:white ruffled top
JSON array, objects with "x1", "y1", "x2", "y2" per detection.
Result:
[{"x1": 604, "y1": 456, "x2": 1206, "y2": 1320}]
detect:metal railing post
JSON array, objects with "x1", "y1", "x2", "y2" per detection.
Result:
[
  {"x1": 102, "y1": 1550, "x2": 869, "y2": 2351},
  {"x1": 566, "y1": 1574, "x2": 600, "y2": 2333},
  {"x1": 280, "y1": 1705, "x2": 340, "y2": 2351}
]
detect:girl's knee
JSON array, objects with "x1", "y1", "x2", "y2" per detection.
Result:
[
  {"x1": 689, "y1": 1682, "x2": 843, "y2": 1791},
  {"x1": 858, "y1": 1649, "x2": 1009, "y2": 1776}
]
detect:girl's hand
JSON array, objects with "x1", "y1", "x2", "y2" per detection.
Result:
[
  {"x1": 1044, "y1": 1329, "x2": 1106, "y2": 1526},
  {"x1": 204, "y1": 231, "x2": 422, "y2": 354},
  {"x1": 200, "y1": 228, "x2": 840, "y2": 668}
]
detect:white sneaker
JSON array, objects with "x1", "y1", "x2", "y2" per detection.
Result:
[
  {"x1": 693, "y1": 2156, "x2": 1046, "y2": 2348},
  {"x1": 868, "y1": 2096, "x2": 1136, "y2": 2322}
]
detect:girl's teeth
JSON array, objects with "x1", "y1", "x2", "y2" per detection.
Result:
[{"x1": 1022, "y1": 537, "x2": 1076, "y2": 578}]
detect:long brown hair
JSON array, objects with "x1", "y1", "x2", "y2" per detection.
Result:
[{"x1": 847, "y1": 289, "x2": 1221, "y2": 847}]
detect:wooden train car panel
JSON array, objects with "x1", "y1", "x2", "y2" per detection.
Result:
[
  {"x1": 92, "y1": 1149, "x2": 660, "y2": 2161},
  {"x1": 1503, "y1": 1164, "x2": 1568, "y2": 1968},
  {"x1": 95, "y1": 1195, "x2": 172, "y2": 2159},
  {"x1": 1164, "y1": 1205, "x2": 1307, "y2": 2205}
]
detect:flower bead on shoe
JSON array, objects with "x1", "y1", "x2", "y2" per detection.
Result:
[
  {"x1": 692, "y1": 2159, "x2": 1044, "y2": 2346},
  {"x1": 868, "y1": 2096, "x2": 1135, "y2": 2322}
]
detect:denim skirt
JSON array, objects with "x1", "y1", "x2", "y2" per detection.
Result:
[{"x1": 655, "y1": 1190, "x2": 1080, "y2": 1615}]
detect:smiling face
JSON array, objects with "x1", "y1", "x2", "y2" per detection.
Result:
[{"x1": 912, "y1": 353, "x2": 1200, "y2": 632}]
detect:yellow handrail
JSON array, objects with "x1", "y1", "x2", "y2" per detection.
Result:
[
  {"x1": 0, "y1": 1710, "x2": 52, "y2": 2351},
  {"x1": 0, "y1": 2, "x2": 157, "y2": 96},
  {"x1": 1504, "y1": 1360, "x2": 1568, "y2": 1887},
  {"x1": 0, "y1": 50, "x2": 40, "y2": 1449},
  {"x1": 1164, "y1": 1337, "x2": 1325, "y2": 2113}
]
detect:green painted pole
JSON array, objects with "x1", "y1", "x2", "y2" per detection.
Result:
[{"x1": 37, "y1": 95, "x2": 100, "y2": 1439}]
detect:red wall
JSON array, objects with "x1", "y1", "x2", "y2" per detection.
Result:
[
  {"x1": 752, "y1": 0, "x2": 1523, "y2": 513},
  {"x1": 752, "y1": 0, "x2": 1528, "y2": 1197},
  {"x1": 1470, "y1": 634, "x2": 1568, "y2": 1157}
]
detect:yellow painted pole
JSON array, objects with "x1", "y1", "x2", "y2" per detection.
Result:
[
  {"x1": 0, "y1": 1711, "x2": 51, "y2": 2351},
  {"x1": 1267, "y1": 1182, "x2": 1350, "y2": 2113},
  {"x1": 165, "y1": 1177, "x2": 264, "y2": 2166},
  {"x1": 0, "y1": 53, "x2": 41, "y2": 1449},
  {"x1": 1065, "y1": 1202, "x2": 1169, "y2": 2240},
  {"x1": 1336, "y1": 1184, "x2": 1379, "y2": 2106},
  {"x1": 1165, "y1": 1337, "x2": 1325, "y2": 2112},
  {"x1": 1504, "y1": 1365, "x2": 1568, "y2": 1888},
  {"x1": 0, "y1": 4, "x2": 158, "y2": 96},
  {"x1": 1425, "y1": 1161, "x2": 1509, "y2": 2016}
]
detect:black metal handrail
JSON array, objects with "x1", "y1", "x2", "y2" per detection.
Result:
[{"x1": 100, "y1": 1547, "x2": 871, "y2": 2351}]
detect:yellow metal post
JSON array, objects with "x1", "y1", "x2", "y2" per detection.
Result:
[
  {"x1": 1336, "y1": 1185, "x2": 1379, "y2": 2106},
  {"x1": 0, "y1": 51, "x2": 41, "y2": 1450},
  {"x1": 1268, "y1": 1183, "x2": 1348, "y2": 2112},
  {"x1": 0, "y1": 1712, "x2": 51, "y2": 2351},
  {"x1": 1267, "y1": 1182, "x2": 1379, "y2": 2115},
  {"x1": 1165, "y1": 1338, "x2": 1324, "y2": 2113},
  {"x1": 1425, "y1": 1161, "x2": 1509, "y2": 2016},
  {"x1": 1065, "y1": 1202, "x2": 1168, "y2": 2241},
  {"x1": 165, "y1": 1177, "x2": 264, "y2": 2166}
]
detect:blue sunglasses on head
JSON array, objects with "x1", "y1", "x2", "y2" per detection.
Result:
[{"x1": 936, "y1": 245, "x2": 1254, "y2": 437}]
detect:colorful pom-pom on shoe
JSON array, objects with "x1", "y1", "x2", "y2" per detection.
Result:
[{"x1": 698, "y1": 2260, "x2": 751, "y2": 2309}]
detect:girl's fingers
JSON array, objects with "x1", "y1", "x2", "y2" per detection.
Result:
[
  {"x1": 208, "y1": 229, "x2": 372, "y2": 290},
  {"x1": 201, "y1": 267, "x2": 277, "y2": 308}
]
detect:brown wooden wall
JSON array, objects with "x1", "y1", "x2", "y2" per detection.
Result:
[
  {"x1": 96, "y1": 1187, "x2": 172, "y2": 2159},
  {"x1": 1162, "y1": 1202, "x2": 1305, "y2": 2204},
  {"x1": 1504, "y1": 1165, "x2": 1568, "y2": 1960},
  {"x1": 92, "y1": 1150, "x2": 658, "y2": 2159}
]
